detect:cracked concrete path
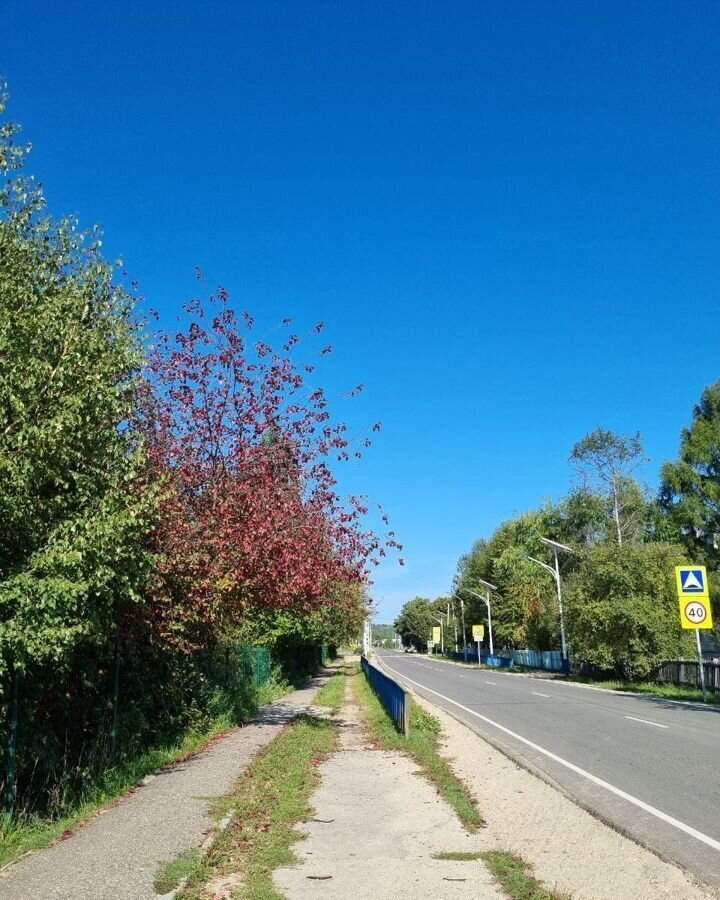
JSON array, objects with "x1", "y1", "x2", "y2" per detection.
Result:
[
  {"x1": 0, "y1": 673, "x2": 334, "y2": 900},
  {"x1": 273, "y1": 666, "x2": 503, "y2": 899}
]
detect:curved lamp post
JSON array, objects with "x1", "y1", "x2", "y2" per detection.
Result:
[{"x1": 523, "y1": 537, "x2": 572, "y2": 674}]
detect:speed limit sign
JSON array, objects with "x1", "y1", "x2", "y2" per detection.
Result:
[{"x1": 679, "y1": 597, "x2": 713, "y2": 629}]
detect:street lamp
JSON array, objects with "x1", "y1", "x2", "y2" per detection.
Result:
[
  {"x1": 458, "y1": 581, "x2": 496, "y2": 657},
  {"x1": 524, "y1": 537, "x2": 572, "y2": 674}
]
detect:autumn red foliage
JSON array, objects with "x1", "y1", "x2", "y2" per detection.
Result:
[{"x1": 135, "y1": 287, "x2": 399, "y2": 648}]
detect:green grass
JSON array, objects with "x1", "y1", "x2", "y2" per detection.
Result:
[
  {"x1": 432, "y1": 850, "x2": 483, "y2": 861},
  {"x1": 481, "y1": 851, "x2": 570, "y2": 900},
  {"x1": 313, "y1": 668, "x2": 346, "y2": 714},
  {"x1": 354, "y1": 664, "x2": 484, "y2": 832},
  {"x1": 0, "y1": 674, "x2": 295, "y2": 870},
  {"x1": 567, "y1": 675, "x2": 720, "y2": 704},
  {"x1": 154, "y1": 848, "x2": 205, "y2": 894},
  {"x1": 179, "y1": 714, "x2": 338, "y2": 900}
]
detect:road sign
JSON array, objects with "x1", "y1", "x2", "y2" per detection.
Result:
[
  {"x1": 679, "y1": 597, "x2": 713, "y2": 629},
  {"x1": 675, "y1": 566, "x2": 709, "y2": 597},
  {"x1": 432, "y1": 626, "x2": 441, "y2": 643},
  {"x1": 472, "y1": 624, "x2": 485, "y2": 641}
]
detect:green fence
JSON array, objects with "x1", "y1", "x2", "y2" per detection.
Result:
[{"x1": 1, "y1": 642, "x2": 272, "y2": 821}]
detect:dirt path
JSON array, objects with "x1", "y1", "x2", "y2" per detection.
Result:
[
  {"x1": 273, "y1": 665, "x2": 503, "y2": 899},
  {"x1": 0, "y1": 675, "x2": 333, "y2": 900}
]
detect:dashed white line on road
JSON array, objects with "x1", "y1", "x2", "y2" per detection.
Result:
[
  {"x1": 485, "y1": 681, "x2": 496, "y2": 685},
  {"x1": 532, "y1": 692, "x2": 550, "y2": 698},
  {"x1": 378, "y1": 659, "x2": 720, "y2": 854},
  {"x1": 624, "y1": 716, "x2": 668, "y2": 729}
]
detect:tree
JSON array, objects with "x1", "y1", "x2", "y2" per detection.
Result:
[
  {"x1": 137, "y1": 288, "x2": 399, "y2": 649},
  {"x1": 394, "y1": 597, "x2": 436, "y2": 651},
  {"x1": 564, "y1": 542, "x2": 694, "y2": 679},
  {"x1": 570, "y1": 428, "x2": 648, "y2": 545},
  {"x1": 0, "y1": 88, "x2": 152, "y2": 673},
  {"x1": 660, "y1": 381, "x2": 720, "y2": 569}
]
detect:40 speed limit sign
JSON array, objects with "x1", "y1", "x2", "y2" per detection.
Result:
[
  {"x1": 680, "y1": 598, "x2": 713, "y2": 629},
  {"x1": 675, "y1": 566, "x2": 713, "y2": 629}
]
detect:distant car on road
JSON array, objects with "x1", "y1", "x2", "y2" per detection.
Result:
[{"x1": 403, "y1": 646, "x2": 416, "y2": 653}]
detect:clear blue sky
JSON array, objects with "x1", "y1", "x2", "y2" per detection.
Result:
[{"x1": 3, "y1": 1, "x2": 720, "y2": 622}]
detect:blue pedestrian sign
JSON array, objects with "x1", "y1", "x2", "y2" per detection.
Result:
[{"x1": 675, "y1": 566, "x2": 709, "y2": 597}]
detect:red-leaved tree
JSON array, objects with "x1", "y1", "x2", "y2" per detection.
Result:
[{"x1": 135, "y1": 286, "x2": 400, "y2": 649}]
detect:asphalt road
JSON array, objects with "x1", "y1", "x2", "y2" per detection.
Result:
[{"x1": 376, "y1": 649, "x2": 720, "y2": 886}]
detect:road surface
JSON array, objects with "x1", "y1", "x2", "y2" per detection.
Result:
[{"x1": 376, "y1": 649, "x2": 720, "y2": 886}]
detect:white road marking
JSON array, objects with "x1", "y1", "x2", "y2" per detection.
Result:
[
  {"x1": 379, "y1": 660, "x2": 720, "y2": 854},
  {"x1": 624, "y1": 715, "x2": 668, "y2": 729},
  {"x1": 532, "y1": 691, "x2": 550, "y2": 698},
  {"x1": 485, "y1": 681, "x2": 496, "y2": 685},
  {"x1": 458, "y1": 674, "x2": 465, "y2": 678}
]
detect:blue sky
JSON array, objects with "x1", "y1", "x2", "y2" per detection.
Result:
[{"x1": 3, "y1": 1, "x2": 720, "y2": 621}]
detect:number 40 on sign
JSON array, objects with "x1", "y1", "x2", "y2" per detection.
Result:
[{"x1": 675, "y1": 566, "x2": 713, "y2": 629}]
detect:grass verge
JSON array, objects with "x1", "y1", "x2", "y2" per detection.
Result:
[
  {"x1": 353, "y1": 663, "x2": 483, "y2": 832},
  {"x1": 567, "y1": 675, "x2": 719, "y2": 705},
  {"x1": 154, "y1": 848, "x2": 205, "y2": 894},
  {"x1": 313, "y1": 667, "x2": 346, "y2": 714},
  {"x1": 178, "y1": 714, "x2": 337, "y2": 900},
  {"x1": 0, "y1": 675, "x2": 294, "y2": 870},
  {"x1": 481, "y1": 850, "x2": 570, "y2": 900}
]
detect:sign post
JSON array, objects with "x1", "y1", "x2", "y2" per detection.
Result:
[
  {"x1": 472, "y1": 625, "x2": 485, "y2": 667},
  {"x1": 675, "y1": 566, "x2": 713, "y2": 702},
  {"x1": 431, "y1": 626, "x2": 442, "y2": 655}
]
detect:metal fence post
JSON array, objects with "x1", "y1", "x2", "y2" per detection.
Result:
[
  {"x1": 110, "y1": 643, "x2": 121, "y2": 757},
  {"x1": 4, "y1": 662, "x2": 19, "y2": 820}
]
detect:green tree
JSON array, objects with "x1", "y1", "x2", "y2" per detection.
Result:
[
  {"x1": 564, "y1": 542, "x2": 694, "y2": 679},
  {"x1": 0, "y1": 89, "x2": 151, "y2": 673},
  {"x1": 660, "y1": 381, "x2": 720, "y2": 569},
  {"x1": 394, "y1": 596, "x2": 436, "y2": 651},
  {"x1": 570, "y1": 428, "x2": 648, "y2": 545}
]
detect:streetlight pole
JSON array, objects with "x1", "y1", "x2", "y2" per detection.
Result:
[
  {"x1": 524, "y1": 537, "x2": 572, "y2": 674},
  {"x1": 458, "y1": 582, "x2": 496, "y2": 657},
  {"x1": 459, "y1": 595, "x2": 467, "y2": 661}
]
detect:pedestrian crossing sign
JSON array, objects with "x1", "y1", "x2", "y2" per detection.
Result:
[
  {"x1": 675, "y1": 566, "x2": 709, "y2": 598},
  {"x1": 472, "y1": 624, "x2": 484, "y2": 641}
]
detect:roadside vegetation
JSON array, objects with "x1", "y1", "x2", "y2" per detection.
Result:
[
  {"x1": 567, "y1": 676, "x2": 720, "y2": 705},
  {"x1": 481, "y1": 850, "x2": 571, "y2": 900},
  {"x1": 176, "y1": 714, "x2": 337, "y2": 900},
  {"x1": 354, "y1": 664, "x2": 483, "y2": 832},
  {"x1": 313, "y1": 667, "x2": 347, "y2": 714},
  {"x1": 0, "y1": 676, "x2": 288, "y2": 868}
]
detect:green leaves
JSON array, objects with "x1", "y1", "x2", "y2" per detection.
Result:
[{"x1": 0, "y1": 96, "x2": 151, "y2": 670}]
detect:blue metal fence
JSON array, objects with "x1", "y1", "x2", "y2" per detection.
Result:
[
  {"x1": 361, "y1": 655, "x2": 409, "y2": 736},
  {"x1": 441, "y1": 648, "x2": 565, "y2": 672},
  {"x1": 512, "y1": 649, "x2": 565, "y2": 671}
]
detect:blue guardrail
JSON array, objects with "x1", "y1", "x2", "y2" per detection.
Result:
[
  {"x1": 441, "y1": 648, "x2": 566, "y2": 672},
  {"x1": 361, "y1": 655, "x2": 409, "y2": 736}
]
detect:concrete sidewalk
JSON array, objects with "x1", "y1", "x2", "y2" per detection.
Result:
[
  {"x1": 0, "y1": 674, "x2": 332, "y2": 900},
  {"x1": 273, "y1": 666, "x2": 503, "y2": 900}
]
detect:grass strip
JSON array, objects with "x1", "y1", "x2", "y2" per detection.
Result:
[
  {"x1": 481, "y1": 851, "x2": 570, "y2": 900},
  {"x1": 154, "y1": 848, "x2": 205, "y2": 894},
  {"x1": 354, "y1": 663, "x2": 483, "y2": 832},
  {"x1": 0, "y1": 676, "x2": 293, "y2": 869},
  {"x1": 432, "y1": 850, "x2": 483, "y2": 861},
  {"x1": 313, "y1": 667, "x2": 346, "y2": 714},
  {"x1": 179, "y1": 714, "x2": 337, "y2": 900},
  {"x1": 567, "y1": 676, "x2": 719, "y2": 705}
]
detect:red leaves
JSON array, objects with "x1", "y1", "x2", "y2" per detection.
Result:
[{"x1": 134, "y1": 290, "x2": 399, "y2": 650}]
